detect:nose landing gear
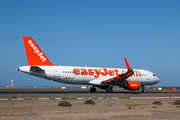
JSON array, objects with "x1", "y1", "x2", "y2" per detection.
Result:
[
  {"x1": 141, "y1": 85, "x2": 146, "y2": 93},
  {"x1": 90, "y1": 87, "x2": 96, "y2": 92}
]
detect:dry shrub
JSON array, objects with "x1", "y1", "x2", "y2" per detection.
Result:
[
  {"x1": 10, "y1": 96, "x2": 17, "y2": 99},
  {"x1": 24, "y1": 97, "x2": 32, "y2": 100},
  {"x1": 125, "y1": 102, "x2": 141, "y2": 106},
  {"x1": 91, "y1": 96, "x2": 98, "y2": 99},
  {"x1": 84, "y1": 99, "x2": 95, "y2": 105},
  {"x1": 108, "y1": 104, "x2": 112, "y2": 106},
  {"x1": 9, "y1": 102, "x2": 14, "y2": 105},
  {"x1": 140, "y1": 103, "x2": 146, "y2": 106},
  {"x1": 32, "y1": 97, "x2": 38, "y2": 100},
  {"x1": 69, "y1": 95, "x2": 77, "y2": 99},
  {"x1": 172, "y1": 100, "x2": 180, "y2": 105},
  {"x1": 61, "y1": 96, "x2": 68, "y2": 99},
  {"x1": 58, "y1": 101, "x2": 72, "y2": 106},
  {"x1": 176, "y1": 106, "x2": 180, "y2": 108},
  {"x1": 152, "y1": 106, "x2": 157, "y2": 108},
  {"x1": 152, "y1": 101, "x2": 162, "y2": 105},
  {"x1": 49, "y1": 97, "x2": 55, "y2": 100},
  {"x1": 128, "y1": 106, "x2": 132, "y2": 109},
  {"x1": 119, "y1": 96, "x2": 130, "y2": 99}
]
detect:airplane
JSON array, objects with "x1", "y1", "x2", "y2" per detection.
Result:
[{"x1": 18, "y1": 36, "x2": 160, "y2": 93}]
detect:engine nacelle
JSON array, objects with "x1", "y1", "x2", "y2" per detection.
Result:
[{"x1": 119, "y1": 81, "x2": 140, "y2": 90}]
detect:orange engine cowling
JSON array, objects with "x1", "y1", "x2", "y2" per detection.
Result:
[{"x1": 119, "y1": 81, "x2": 140, "y2": 91}]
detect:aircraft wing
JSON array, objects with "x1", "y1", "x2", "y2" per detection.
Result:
[
  {"x1": 102, "y1": 57, "x2": 134, "y2": 84},
  {"x1": 88, "y1": 58, "x2": 134, "y2": 85}
]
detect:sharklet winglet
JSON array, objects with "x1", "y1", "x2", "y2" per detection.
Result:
[{"x1": 124, "y1": 57, "x2": 132, "y2": 70}]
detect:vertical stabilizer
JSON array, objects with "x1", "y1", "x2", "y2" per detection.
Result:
[{"x1": 22, "y1": 36, "x2": 55, "y2": 66}]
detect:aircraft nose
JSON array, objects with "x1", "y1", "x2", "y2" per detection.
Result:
[{"x1": 156, "y1": 77, "x2": 160, "y2": 83}]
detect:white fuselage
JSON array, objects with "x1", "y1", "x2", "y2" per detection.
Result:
[{"x1": 18, "y1": 66, "x2": 160, "y2": 86}]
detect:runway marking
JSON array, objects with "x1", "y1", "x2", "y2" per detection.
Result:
[{"x1": 1, "y1": 97, "x2": 180, "y2": 100}]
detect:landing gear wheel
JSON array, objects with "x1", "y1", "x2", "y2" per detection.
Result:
[
  {"x1": 141, "y1": 86, "x2": 146, "y2": 93},
  {"x1": 106, "y1": 88, "x2": 113, "y2": 93},
  {"x1": 143, "y1": 89, "x2": 146, "y2": 93},
  {"x1": 90, "y1": 87, "x2": 96, "y2": 92}
]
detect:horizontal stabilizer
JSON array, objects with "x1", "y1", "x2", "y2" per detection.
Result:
[{"x1": 30, "y1": 66, "x2": 44, "y2": 72}]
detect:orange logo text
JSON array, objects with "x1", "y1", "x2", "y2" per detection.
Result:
[
  {"x1": 28, "y1": 40, "x2": 47, "y2": 62},
  {"x1": 73, "y1": 68, "x2": 141, "y2": 78}
]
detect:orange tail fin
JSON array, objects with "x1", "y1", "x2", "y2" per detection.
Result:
[{"x1": 22, "y1": 36, "x2": 55, "y2": 66}]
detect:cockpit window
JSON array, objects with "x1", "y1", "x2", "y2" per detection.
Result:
[{"x1": 153, "y1": 74, "x2": 156, "y2": 76}]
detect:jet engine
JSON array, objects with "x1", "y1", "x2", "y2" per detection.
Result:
[{"x1": 119, "y1": 81, "x2": 140, "y2": 90}]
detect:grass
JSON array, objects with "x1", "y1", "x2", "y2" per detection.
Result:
[
  {"x1": 108, "y1": 104, "x2": 112, "y2": 106},
  {"x1": 32, "y1": 97, "x2": 38, "y2": 100},
  {"x1": 91, "y1": 96, "x2": 98, "y2": 99},
  {"x1": 58, "y1": 101, "x2": 72, "y2": 106},
  {"x1": 69, "y1": 95, "x2": 77, "y2": 99},
  {"x1": 49, "y1": 97, "x2": 55, "y2": 100},
  {"x1": 118, "y1": 96, "x2": 130, "y2": 99},
  {"x1": 103, "y1": 97, "x2": 107, "y2": 99},
  {"x1": 24, "y1": 97, "x2": 32, "y2": 100},
  {"x1": 125, "y1": 102, "x2": 142, "y2": 106},
  {"x1": 108, "y1": 97, "x2": 111, "y2": 99},
  {"x1": 84, "y1": 99, "x2": 95, "y2": 105},
  {"x1": 10, "y1": 96, "x2": 17, "y2": 99},
  {"x1": 172, "y1": 100, "x2": 180, "y2": 105},
  {"x1": 62, "y1": 96, "x2": 68, "y2": 99},
  {"x1": 84, "y1": 97, "x2": 88, "y2": 99},
  {"x1": 152, "y1": 101, "x2": 162, "y2": 105}
]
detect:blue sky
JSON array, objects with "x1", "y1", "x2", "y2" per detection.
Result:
[{"x1": 0, "y1": 0, "x2": 180, "y2": 87}]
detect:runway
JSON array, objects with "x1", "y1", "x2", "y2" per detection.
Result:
[{"x1": 0, "y1": 87, "x2": 180, "y2": 98}]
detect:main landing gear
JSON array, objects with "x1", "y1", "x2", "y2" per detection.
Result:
[
  {"x1": 90, "y1": 87, "x2": 96, "y2": 92},
  {"x1": 141, "y1": 85, "x2": 146, "y2": 93},
  {"x1": 106, "y1": 88, "x2": 113, "y2": 93}
]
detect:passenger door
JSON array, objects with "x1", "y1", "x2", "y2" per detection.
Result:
[{"x1": 54, "y1": 67, "x2": 60, "y2": 78}]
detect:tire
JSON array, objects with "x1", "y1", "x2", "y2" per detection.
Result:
[
  {"x1": 106, "y1": 88, "x2": 113, "y2": 93},
  {"x1": 90, "y1": 88, "x2": 96, "y2": 92},
  {"x1": 142, "y1": 88, "x2": 146, "y2": 93}
]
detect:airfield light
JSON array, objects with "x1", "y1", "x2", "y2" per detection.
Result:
[{"x1": 11, "y1": 80, "x2": 14, "y2": 87}]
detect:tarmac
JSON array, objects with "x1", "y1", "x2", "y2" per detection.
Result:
[
  {"x1": 0, "y1": 87, "x2": 180, "y2": 99},
  {"x1": 1, "y1": 87, "x2": 180, "y2": 120}
]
